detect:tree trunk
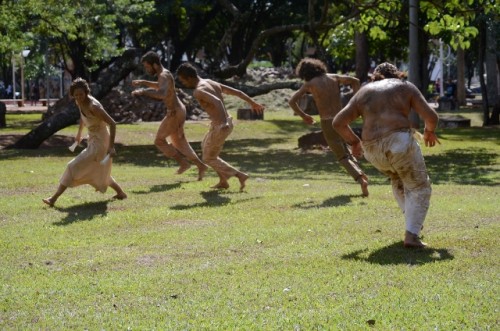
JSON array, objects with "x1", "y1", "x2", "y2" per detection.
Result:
[
  {"x1": 355, "y1": 31, "x2": 369, "y2": 83},
  {"x1": 485, "y1": 17, "x2": 499, "y2": 125},
  {"x1": 456, "y1": 46, "x2": 466, "y2": 106},
  {"x1": 10, "y1": 48, "x2": 143, "y2": 149}
]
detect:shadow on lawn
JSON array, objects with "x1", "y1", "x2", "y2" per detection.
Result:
[
  {"x1": 341, "y1": 241, "x2": 454, "y2": 266},
  {"x1": 293, "y1": 194, "x2": 368, "y2": 209},
  {"x1": 170, "y1": 190, "x2": 259, "y2": 210},
  {"x1": 131, "y1": 181, "x2": 185, "y2": 194},
  {"x1": 52, "y1": 200, "x2": 109, "y2": 226}
]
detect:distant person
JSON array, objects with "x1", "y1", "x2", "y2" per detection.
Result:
[
  {"x1": 30, "y1": 83, "x2": 39, "y2": 106},
  {"x1": 131, "y1": 51, "x2": 208, "y2": 180},
  {"x1": 333, "y1": 62, "x2": 440, "y2": 248},
  {"x1": 43, "y1": 78, "x2": 127, "y2": 207},
  {"x1": 176, "y1": 63, "x2": 264, "y2": 191},
  {"x1": 288, "y1": 58, "x2": 368, "y2": 196},
  {"x1": 6, "y1": 84, "x2": 12, "y2": 99}
]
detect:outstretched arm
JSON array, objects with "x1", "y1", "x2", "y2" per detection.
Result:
[
  {"x1": 132, "y1": 73, "x2": 170, "y2": 100},
  {"x1": 220, "y1": 84, "x2": 264, "y2": 114}
]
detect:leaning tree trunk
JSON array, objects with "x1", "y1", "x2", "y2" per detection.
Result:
[{"x1": 11, "y1": 48, "x2": 143, "y2": 149}]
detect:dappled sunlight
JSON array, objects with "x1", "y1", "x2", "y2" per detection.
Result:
[{"x1": 425, "y1": 148, "x2": 499, "y2": 185}]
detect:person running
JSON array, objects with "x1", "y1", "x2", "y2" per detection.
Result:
[
  {"x1": 131, "y1": 51, "x2": 208, "y2": 180},
  {"x1": 333, "y1": 62, "x2": 440, "y2": 248},
  {"x1": 43, "y1": 78, "x2": 127, "y2": 206},
  {"x1": 288, "y1": 58, "x2": 369, "y2": 196},
  {"x1": 176, "y1": 63, "x2": 264, "y2": 191}
]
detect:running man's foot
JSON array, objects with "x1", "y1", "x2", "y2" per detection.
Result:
[
  {"x1": 176, "y1": 160, "x2": 192, "y2": 175},
  {"x1": 113, "y1": 193, "x2": 128, "y2": 200},
  {"x1": 236, "y1": 172, "x2": 249, "y2": 192},
  {"x1": 358, "y1": 174, "x2": 369, "y2": 197},
  {"x1": 403, "y1": 231, "x2": 427, "y2": 248},
  {"x1": 42, "y1": 197, "x2": 55, "y2": 207},
  {"x1": 197, "y1": 164, "x2": 208, "y2": 181},
  {"x1": 211, "y1": 182, "x2": 229, "y2": 189}
]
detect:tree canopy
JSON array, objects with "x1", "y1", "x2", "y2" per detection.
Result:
[{"x1": 1, "y1": 0, "x2": 498, "y2": 148}]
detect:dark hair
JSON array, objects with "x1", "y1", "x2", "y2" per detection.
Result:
[
  {"x1": 141, "y1": 51, "x2": 161, "y2": 66},
  {"x1": 70, "y1": 77, "x2": 90, "y2": 96},
  {"x1": 296, "y1": 58, "x2": 327, "y2": 81},
  {"x1": 372, "y1": 62, "x2": 406, "y2": 81},
  {"x1": 176, "y1": 62, "x2": 198, "y2": 79}
]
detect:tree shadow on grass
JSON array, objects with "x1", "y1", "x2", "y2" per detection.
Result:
[
  {"x1": 341, "y1": 241, "x2": 454, "y2": 266},
  {"x1": 425, "y1": 147, "x2": 498, "y2": 186},
  {"x1": 52, "y1": 201, "x2": 109, "y2": 226},
  {"x1": 293, "y1": 194, "x2": 368, "y2": 209}
]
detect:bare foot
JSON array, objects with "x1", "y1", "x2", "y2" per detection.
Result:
[
  {"x1": 358, "y1": 174, "x2": 369, "y2": 197},
  {"x1": 42, "y1": 197, "x2": 55, "y2": 207},
  {"x1": 211, "y1": 182, "x2": 229, "y2": 189},
  {"x1": 197, "y1": 164, "x2": 208, "y2": 181},
  {"x1": 236, "y1": 172, "x2": 249, "y2": 192},
  {"x1": 403, "y1": 231, "x2": 427, "y2": 248},
  {"x1": 113, "y1": 193, "x2": 128, "y2": 200},
  {"x1": 176, "y1": 160, "x2": 191, "y2": 175}
]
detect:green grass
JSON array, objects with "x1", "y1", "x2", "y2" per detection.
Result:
[{"x1": 0, "y1": 108, "x2": 499, "y2": 330}]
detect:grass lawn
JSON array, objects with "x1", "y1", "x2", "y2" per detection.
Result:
[{"x1": 0, "y1": 104, "x2": 498, "y2": 330}]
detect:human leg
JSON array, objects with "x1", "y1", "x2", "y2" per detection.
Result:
[
  {"x1": 322, "y1": 120, "x2": 368, "y2": 196},
  {"x1": 387, "y1": 134, "x2": 431, "y2": 247},
  {"x1": 169, "y1": 118, "x2": 208, "y2": 180},
  {"x1": 109, "y1": 177, "x2": 127, "y2": 200},
  {"x1": 202, "y1": 123, "x2": 241, "y2": 189},
  {"x1": 154, "y1": 114, "x2": 191, "y2": 173},
  {"x1": 43, "y1": 183, "x2": 67, "y2": 206}
]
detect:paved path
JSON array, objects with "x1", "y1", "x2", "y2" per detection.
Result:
[{"x1": 1, "y1": 99, "x2": 49, "y2": 114}]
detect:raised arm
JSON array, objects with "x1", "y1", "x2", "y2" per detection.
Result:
[{"x1": 336, "y1": 75, "x2": 361, "y2": 94}]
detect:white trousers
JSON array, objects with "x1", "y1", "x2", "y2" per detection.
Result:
[{"x1": 362, "y1": 131, "x2": 431, "y2": 235}]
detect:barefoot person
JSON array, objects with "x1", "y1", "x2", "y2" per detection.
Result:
[
  {"x1": 288, "y1": 58, "x2": 369, "y2": 197},
  {"x1": 176, "y1": 63, "x2": 264, "y2": 191},
  {"x1": 43, "y1": 78, "x2": 127, "y2": 206},
  {"x1": 132, "y1": 51, "x2": 207, "y2": 180},
  {"x1": 333, "y1": 62, "x2": 440, "y2": 248}
]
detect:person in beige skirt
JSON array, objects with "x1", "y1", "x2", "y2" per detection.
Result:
[{"x1": 43, "y1": 78, "x2": 127, "y2": 206}]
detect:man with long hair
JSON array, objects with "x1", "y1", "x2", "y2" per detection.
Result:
[
  {"x1": 289, "y1": 58, "x2": 369, "y2": 196},
  {"x1": 333, "y1": 62, "x2": 440, "y2": 248}
]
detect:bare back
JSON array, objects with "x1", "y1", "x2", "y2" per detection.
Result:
[
  {"x1": 345, "y1": 79, "x2": 434, "y2": 141},
  {"x1": 298, "y1": 74, "x2": 359, "y2": 119}
]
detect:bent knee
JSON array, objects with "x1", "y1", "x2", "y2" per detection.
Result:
[{"x1": 154, "y1": 137, "x2": 167, "y2": 147}]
